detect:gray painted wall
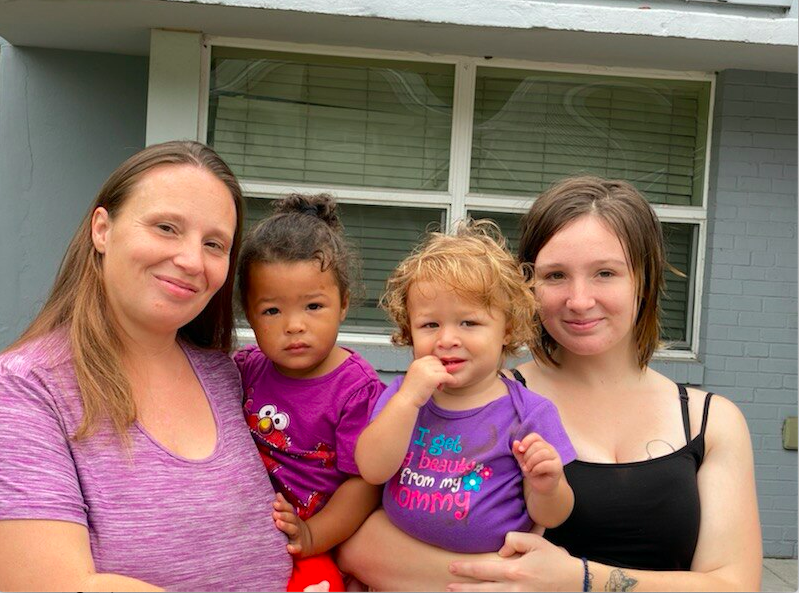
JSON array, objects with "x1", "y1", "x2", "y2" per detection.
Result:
[
  {"x1": 0, "y1": 46, "x2": 795, "y2": 557},
  {"x1": 703, "y1": 69, "x2": 798, "y2": 558},
  {"x1": 0, "y1": 44, "x2": 147, "y2": 347}
]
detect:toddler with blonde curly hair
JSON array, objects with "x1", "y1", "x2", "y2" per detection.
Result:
[{"x1": 355, "y1": 220, "x2": 577, "y2": 553}]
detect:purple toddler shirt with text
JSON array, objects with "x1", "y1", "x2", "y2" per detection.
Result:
[{"x1": 372, "y1": 376, "x2": 576, "y2": 553}]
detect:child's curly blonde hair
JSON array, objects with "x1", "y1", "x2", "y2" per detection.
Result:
[{"x1": 381, "y1": 219, "x2": 539, "y2": 358}]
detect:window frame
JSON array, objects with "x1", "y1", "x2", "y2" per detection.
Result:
[{"x1": 199, "y1": 35, "x2": 715, "y2": 360}]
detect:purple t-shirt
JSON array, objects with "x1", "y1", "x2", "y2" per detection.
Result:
[
  {"x1": 235, "y1": 346, "x2": 384, "y2": 519},
  {"x1": 373, "y1": 376, "x2": 577, "y2": 553},
  {"x1": 0, "y1": 331, "x2": 292, "y2": 592}
]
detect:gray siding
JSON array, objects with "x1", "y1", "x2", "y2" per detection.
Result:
[
  {"x1": 0, "y1": 44, "x2": 147, "y2": 348},
  {"x1": 704, "y1": 70, "x2": 798, "y2": 558}
]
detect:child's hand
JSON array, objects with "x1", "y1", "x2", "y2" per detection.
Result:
[
  {"x1": 513, "y1": 432, "x2": 565, "y2": 495},
  {"x1": 399, "y1": 355, "x2": 458, "y2": 408},
  {"x1": 273, "y1": 493, "x2": 314, "y2": 557}
]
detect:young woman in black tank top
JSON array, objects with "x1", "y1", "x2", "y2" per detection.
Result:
[
  {"x1": 337, "y1": 177, "x2": 761, "y2": 591},
  {"x1": 513, "y1": 374, "x2": 714, "y2": 571}
]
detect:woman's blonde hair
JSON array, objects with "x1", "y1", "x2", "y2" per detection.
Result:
[
  {"x1": 6, "y1": 141, "x2": 245, "y2": 442},
  {"x1": 381, "y1": 219, "x2": 538, "y2": 358},
  {"x1": 518, "y1": 175, "x2": 665, "y2": 369}
]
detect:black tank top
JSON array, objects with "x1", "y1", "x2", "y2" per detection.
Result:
[{"x1": 509, "y1": 370, "x2": 713, "y2": 570}]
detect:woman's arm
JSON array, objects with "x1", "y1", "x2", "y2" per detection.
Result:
[
  {"x1": 449, "y1": 394, "x2": 763, "y2": 592},
  {"x1": 274, "y1": 477, "x2": 381, "y2": 557},
  {"x1": 687, "y1": 393, "x2": 762, "y2": 589},
  {"x1": 0, "y1": 519, "x2": 163, "y2": 591},
  {"x1": 336, "y1": 509, "x2": 496, "y2": 592}
]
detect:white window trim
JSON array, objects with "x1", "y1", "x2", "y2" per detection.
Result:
[{"x1": 192, "y1": 34, "x2": 715, "y2": 361}]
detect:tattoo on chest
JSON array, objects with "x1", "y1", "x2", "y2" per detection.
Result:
[
  {"x1": 645, "y1": 439, "x2": 676, "y2": 460},
  {"x1": 604, "y1": 569, "x2": 638, "y2": 592}
]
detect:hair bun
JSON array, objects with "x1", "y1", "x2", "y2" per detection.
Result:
[{"x1": 274, "y1": 193, "x2": 342, "y2": 230}]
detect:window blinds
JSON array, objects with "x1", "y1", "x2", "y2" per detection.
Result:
[
  {"x1": 471, "y1": 68, "x2": 710, "y2": 206},
  {"x1": 209, "y1": 48, "x2": 455, "y2": 191}
]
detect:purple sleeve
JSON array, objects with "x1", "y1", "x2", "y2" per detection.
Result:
[
  {"x1": 0, "y1": 372, "x2": 87, "y2": 525},
  {"x1": 232, "y1": 345, "x2": 258, "y2": 374},
  {"x1": 368, "y1": 376, "x2": 403, "y2": 422},
  {"x1": 521, "y1": 397, "x2": 578, "y2": 466},
  {"x1": 334, "y1": 377, "x2": 386, "y2": 475}
]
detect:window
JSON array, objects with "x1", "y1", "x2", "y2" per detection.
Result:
[
  {"x1": 206, "y1": 42, "x2": 711, "y2": 355},
  {"x1": 468, "y1": 67, "x2": 710, "y2": 348}
]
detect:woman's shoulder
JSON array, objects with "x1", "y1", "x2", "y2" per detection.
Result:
[
  {"x1": 0, "y1": 329, "x2": 72, "y2": 379},
  {"x1": 684, "y1": 386, "x2": 750, "y2": 450},
  {"x1": 506, "y1": 375, "x2": 556, "y2": 409},
  {"x1": 504, "y1": 361, "x2": 556, "y2": 401},
  {"x1": 182, "y1": 343, "x2": 240, "y2": 383},
  {"x1": 0, "y1": 330, "x2": 76, "y2": 418},
  {"x1": 646, "y1": 367, "x2": 748, "y2": 448}
]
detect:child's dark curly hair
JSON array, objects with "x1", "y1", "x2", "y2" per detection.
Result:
[{"x1": 237, "y1": 193, "x2": 358, "y2": 312}]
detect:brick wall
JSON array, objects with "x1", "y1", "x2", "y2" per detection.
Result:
[{"x1": 705, "y1": 70, "x2": 797, "y2": 558}]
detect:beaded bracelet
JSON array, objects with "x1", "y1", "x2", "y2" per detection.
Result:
[{"x1": 581, "y1": 557, "x2": 590, "y2": 592}]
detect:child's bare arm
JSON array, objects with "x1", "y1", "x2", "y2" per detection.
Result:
[
  {"x1": 355, "y1": 394, "x2": 421, "y2": 484},
  {"x1": 273, "y1": 493, "x2": 312, "y2": 555},
  {"x1": 305, "y1": 477, "x2": 381, "y2": 556},
  {"x1": 355, "y1": 356, "x2": 456, "y2": 484},
  {"x1": 513, "y1": 433, "x2": 574, "y2": 528},
  {"x1": 273, "y1": 478, "x2": 381, "y2": 557}
]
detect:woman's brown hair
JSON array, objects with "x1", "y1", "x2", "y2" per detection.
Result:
[
  {"x1": 7, "y1": 140, "x2": 245, "y2": 442},
  {"x1": 518, "y1": 176, "x2": 665, "y2": 369}
]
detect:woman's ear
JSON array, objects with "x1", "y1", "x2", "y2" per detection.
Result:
[{"x1": 91, "y1": 207, "x2": 110, "y2": 254}]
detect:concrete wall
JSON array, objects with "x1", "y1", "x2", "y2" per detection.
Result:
[
  {"x1": 703, "y1": 69, "x2": 798, "y2": 558},
  {"x1": 0, "y1": 44, "x2": 148, "y2": 348}
]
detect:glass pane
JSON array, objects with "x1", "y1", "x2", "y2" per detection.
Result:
[
  {"x1": 662, "y1": 223, "x2": 696, "y2": 346},
  {"x1": 471, "y1": 211, "x2": 696, "y2": 348},
  {"x1": 208, "y1": 47, "x2": 454, "y2": 191},
  {"x1": 471, "y1": 68, "x2": 710, "y2": 206},
  {"x1": 241, "y1": 197, "x2": 444, "y2": 333},
  {"x1": 468, "y1": 210, "x2": 522, "y2": 253}
]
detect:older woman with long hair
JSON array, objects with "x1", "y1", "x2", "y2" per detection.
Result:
[{"x1": 0, "y1": 141, "x2": 292, "y2": 591}]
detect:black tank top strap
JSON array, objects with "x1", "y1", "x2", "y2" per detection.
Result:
[
  {"x1": 699, "y1": 392, "x2": 715, "y2": 436},
  {"x1": 510, "y1": 368, "x2": 527, "y2": 387},
  {"x1": 677, "y1": 383, "x2": 691, "y2": 445}
]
